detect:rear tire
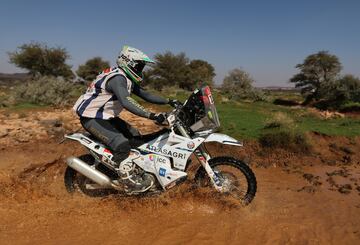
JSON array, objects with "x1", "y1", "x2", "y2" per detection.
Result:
[
  {"x1": 64, "y1": 154, "x2": 117, "y2": 197},
  {"x1": 194, "y1": 157, "x2": 257, "y2": 205}
]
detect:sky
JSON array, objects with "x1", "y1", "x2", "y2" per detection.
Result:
[{"x1": 0, "y1": 0, "x2": 359, "y2": 87}]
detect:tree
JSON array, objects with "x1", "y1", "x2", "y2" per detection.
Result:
[
  {"x1": 221, "y1": 68, "x2": 254, "y2": 99},
  {"x1": 290, "y1": 51, "x2": 342, "y2": 103},
  {"x1": 145, "y1": 52, "x2": 216, "y2": 91},
  {"x1": 77, "y1": 57, "x2": 110, "y2": 81},
  {"x1": 145, "y1": 51, "x2": 190, "y2": 90},
  {"x1": 8, "y1": 42, "x2": 74, "y2": 79},
  {"x1": 188, "y1": 59, "x2": 215, "y2": 88},
  {"x1": 329, "y1": 75, "x2": 360, "y2": 103}
]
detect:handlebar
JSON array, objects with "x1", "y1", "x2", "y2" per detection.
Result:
[
  {"x1": 168, "y1": 99, "x2": 183, "y2": 108},
  {"x1": 155, "y1": 100, "x2": 184, "y2": 127}
]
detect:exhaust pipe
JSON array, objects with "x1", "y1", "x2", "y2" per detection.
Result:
[{"x1": 66, "y1": 157, "x2": 113, "y2": 188}]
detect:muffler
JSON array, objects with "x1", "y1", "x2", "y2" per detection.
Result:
[{"x1": 66, "y1": 157, "x2": 114, "y2": 188}]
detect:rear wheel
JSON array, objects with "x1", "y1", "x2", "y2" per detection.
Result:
[
  {"x1": 195, "y1": 157, "x2": 257, "y2": 205},
  {"x1": 64, "y1": 154, "x2": 118, "y2": 197}
]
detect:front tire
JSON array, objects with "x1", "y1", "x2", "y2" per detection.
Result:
[{"x1": 194, "y1": 157, "x2": 257, "y2": 205}]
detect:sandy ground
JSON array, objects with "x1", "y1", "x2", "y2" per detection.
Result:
[{"x1": 0, "y1": 108, "x2": 360, "y2": 245}]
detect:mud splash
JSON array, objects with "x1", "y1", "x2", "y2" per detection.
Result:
[
  {"x1": 1, "y1": 139, "x2": 360, "y2": 244},
  {"x1": 1, "y1": 109, "x2": 360, "y2": 244}
]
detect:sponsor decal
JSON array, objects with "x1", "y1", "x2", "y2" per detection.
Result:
[
  {"x1": 103, "y1": 68, "x2": 111, "y2": 74},
  {"x1": 187, "y1": 142, "x2": 195, "y2": 149},
  {"x1": 149, "y1": 154, "x2": 155, "y2": 161},
  {"x1": 103, "y1": 148, "x2": 112, "y2": 154},
  {"x1": 166, "y1": 172, "x2": 179, "y2": 177},
  {"x1": 148, "y1": 154, "x2": 167, "y2": 163},
  {"x1": 157, "y1": 157, "x2": 166, "y2": 163},
  {"x1": 159, "y1": 168, "x2": 166, "y2": 177},
  {"x1": 175, "y1": 147, "x2": 192, "y2": 152},
  {"x1": 146, "y1": 145, "x2": 187, "y2": 159},
  {"x1": 81, "y1": 137, "x2": 92, "y2": 144},
  {"x1": 213, "y1": 174, "x2": 221, "y2": 186},
  {"x1": 127, "y1": 97, "x2": 148, "y2": 111},
  {"x1": 121, "y1": 54, "x2": 131, "y2": 62}
]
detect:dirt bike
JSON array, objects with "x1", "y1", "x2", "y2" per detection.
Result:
[{"x1": 64, "y1": 86, "x2": 257, "y2": 205}]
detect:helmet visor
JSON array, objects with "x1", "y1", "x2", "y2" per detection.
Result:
[{"x1": 130, "y1": 61, "x2": 145, "y2": 77}]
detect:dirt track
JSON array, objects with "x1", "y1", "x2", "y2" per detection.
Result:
[{"x1": 1, "y1": 109, "x2": 360, "y2": 244}]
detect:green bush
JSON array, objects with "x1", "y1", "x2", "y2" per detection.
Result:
[
  {"x1": 260, "y1": 112, "x2": 311, "y2": 152},
  {"x1": 221, "y1": 68, "x2": 268, "y2": 102},
  {"x1": 264, "y1": 112, "x2": 295, "y2": 129},
  {"x1": 12, "y1": 76, "x2": 85, "y2": 106},
  {"x1": 259, "y1": 130, "x2": 311, "y2": 153},
  {"x1": 76, "y1": 57, "x2": 110, "y2": 82},
  {"x1": 339, "y1": 102, "x2": 360, "y2": 112},
  {"x1": 312, "y1": 75, "x2": 360, "y2": 110}
]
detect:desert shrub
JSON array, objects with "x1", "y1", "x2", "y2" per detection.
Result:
[
  {"x1": 221, "y1": 68, "x2": 267, "y2": 101},
  {"x1": 0, "y1": 95, "x2": 16, "y2": 107},
  {"x1": 259, "y1": 130, "x2": 311, "y2": 153},
  {"x1": 322, "y1": 75, "x2": 360, "y2": 109},
  {"x1": 12, "y1": 76, "x2": 85, "y2": 106},
  {"x1": 76, "y1": 57, "x2": 110, "y2": 82},
  {"x1": 247, "y1": 88, "x2": 268, "y2": 101},
  {"x1": 339, "y1": 102, "x2": 360, "y2": 112},
  {"x1": 260, "y1": 112, "x2": 311, "y2": 152},
  {"x1": 264, "y1": 112, "x2": 295, "y2": 129}
]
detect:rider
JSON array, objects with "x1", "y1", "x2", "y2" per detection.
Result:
[{"x1": 73, "y1": 46, "x2": 177, "y2": 192}]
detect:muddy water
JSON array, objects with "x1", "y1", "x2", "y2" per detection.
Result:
[{"x1": 1, "y1": 140, "x2": 360, "y2": 245}]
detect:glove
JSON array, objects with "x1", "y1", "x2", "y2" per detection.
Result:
[
  {"x1": 168, "y1": 99, "x2": 182, "y2": 108},
  {"x1": 149, "y1": 113, "x2": 167, "y2": 124}
]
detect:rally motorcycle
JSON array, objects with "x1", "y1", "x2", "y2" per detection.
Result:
[{"x1": 64, "y1": 86, "x2": 257, "y2": 205}]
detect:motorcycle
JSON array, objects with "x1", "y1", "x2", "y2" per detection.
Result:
[{"x1": 64, "y1": 86, "x2": 257, "y2": 205}]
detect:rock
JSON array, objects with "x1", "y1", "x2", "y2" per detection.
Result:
[
  {"x1": 302, "y1": 173, "x2": 322, "y2": 186},
  {"x1": 0, "y1": 128, "x2": 9, "y2": 138},
  {"x1": 297, "y1": 186, "x2": 316, "y2": 193},
  {"x1": 40, "y1": 119, "x2": 63, "y2": 128},
  {"x1": 52, "y1": 127, "x2": 65, "y2": 134},
  {"x1": 338, "y1": 184, "x2": 352, "y2": 194}
]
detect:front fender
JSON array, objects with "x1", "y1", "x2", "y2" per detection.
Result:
[{"x1": 204, "y1": 133, "x2": 243, "y2": 146}]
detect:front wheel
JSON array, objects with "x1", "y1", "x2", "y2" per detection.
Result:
[{"x1": 194, "y1": 157, "x2": 257, "y2": 205}]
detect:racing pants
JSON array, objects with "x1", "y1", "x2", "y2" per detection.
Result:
[{"x1": 80, "y1": 117, "x2": 140, "y2": 163}]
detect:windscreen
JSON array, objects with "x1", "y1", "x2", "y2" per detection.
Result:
[{"x1": 181, "y1": 86, "x2": 220, "y2": 133}]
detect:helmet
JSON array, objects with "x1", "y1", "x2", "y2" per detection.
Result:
[{"x1": 116, "y1": 46, "x2": 154, "y2": 84}]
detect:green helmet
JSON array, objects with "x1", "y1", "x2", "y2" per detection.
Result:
[{"x1": 116, "y1": 46, "x2": 154, "y2": 84}]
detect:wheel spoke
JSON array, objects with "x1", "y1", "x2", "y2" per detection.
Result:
[{"x1": 196, "y1": 158, "x2": 257, "y2": 206}]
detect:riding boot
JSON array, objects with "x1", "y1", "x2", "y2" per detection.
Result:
[{"x1": 116, "y1": 154, "x2": 153, "y2": 192}]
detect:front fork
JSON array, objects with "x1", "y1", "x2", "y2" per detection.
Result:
[
  {"x1": 195, "y1": 146, "x2": 224, "y2": 192},
  {"x1": 176, "y1": 123, "x2": 224, "y2": 192}
]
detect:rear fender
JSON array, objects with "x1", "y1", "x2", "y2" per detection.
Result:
[
  {"x1": 65, "y1": 133, "x2": 109, "y2": 155},
  {"x1": 204, "y1": 133, "x2": 243, "y2": 147}
]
